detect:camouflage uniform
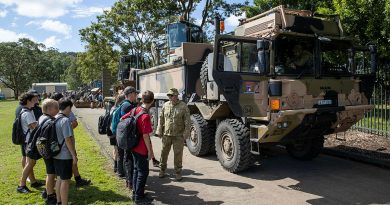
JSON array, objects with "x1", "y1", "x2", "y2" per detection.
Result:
[{"x1": 156, "y1": 88, "x2": 190, "y2": 175}]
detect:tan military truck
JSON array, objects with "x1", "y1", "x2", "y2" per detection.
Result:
[{"x1": 118, "y1": 5, "x2": 376, "y2": 173}]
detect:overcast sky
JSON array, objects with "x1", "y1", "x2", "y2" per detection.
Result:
[{"x1": 0, "y1": 0, "x2": 247, "y2": 52}]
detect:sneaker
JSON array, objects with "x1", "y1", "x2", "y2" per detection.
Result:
[
  {"x1": 75, "y1": 178, "x2": 91, "y2": 187},
  {"x1": 152, "y1": 158, "x2": 160, "y2": 168},
  {"x1": 31, "y1": 181, "x2": 44, "y2": 188},
  {"x1": 41, "y1": 189, "x2": 47, "y2": 199},
  {"x1": 175, "y1": 173, "x2": 182, "y2": 181},
  {"x1": 158, "y1": 170, "x2": 165, "y2": 178},
  {"x1": 17, "y1": 185, "x2": 31, "y2": 193},
  {"x1": 45, "y1": 193, "x2": 57, "y2": 205}
]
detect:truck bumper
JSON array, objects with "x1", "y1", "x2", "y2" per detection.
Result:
[{"x1": 250, "y1": 105, "x2": 374, "y2": 145}]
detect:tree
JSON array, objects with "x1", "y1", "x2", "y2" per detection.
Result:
[{"x1": 0, "y1": 38, "x2": 45, "y2": 99}]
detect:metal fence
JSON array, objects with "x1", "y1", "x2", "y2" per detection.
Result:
[{"x1": 352, "y1": 62, "x2": 390, "y2": 138}]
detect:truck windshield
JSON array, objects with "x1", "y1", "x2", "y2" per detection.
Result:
[
  {"x1": 274, "y1": 36, "x2": 315, "y2": 75},
  {"x1": 320, "y1": 40, "x2": 352, "y2": 76},
  {"x1": 168, "y1": 23, "x2": 187, "y2": 49}
]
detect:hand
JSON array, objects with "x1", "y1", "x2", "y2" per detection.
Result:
[{"x1": 72, "y1": 155, "x2": 78, "y2": 165}]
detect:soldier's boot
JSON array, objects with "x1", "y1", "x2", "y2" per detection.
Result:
[
  {"x1": 175, "y1": 172, "x2": 182, "y2": 181},
  {"x1": 159, "y1": 170, "x2": 165, "y2": 178}
]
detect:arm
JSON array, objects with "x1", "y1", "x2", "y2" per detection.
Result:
[
  {"x1": 65, "y1": 137, "x2": 78, "y2": 165},
  {"x1": 155, "y1": 106, "x2": 165, "y2": 137},
  {"x1": 143, "y1": 134, "x2": 154, "y2": 160},
  {"x1": 71, "y1": 120, "x2": 78, "y2": 129},
  {"x1": 28, "y1": 122, "x2": 38, "y2": 130}
]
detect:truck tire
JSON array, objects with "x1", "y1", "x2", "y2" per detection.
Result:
[
  {"x1": 149, "y1": 107, "x2": 158, "y2": 135},
  {"x1": 200, "y1": 60, "x2": 208, "y2": 97},
  {"x1": 186, "y1": 114, "x2": 215, "y2": 156},
  {"x1": 286, "y1": 136, "x2": 324, "y2": 160},
  {"x1": 215, "y1": 119, "x2": 251, "y2": 173}
]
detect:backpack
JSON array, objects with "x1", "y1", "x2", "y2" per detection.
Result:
[
  {"x1": 116, "y1": 108, "x2": 145, "y2": 150},
  {"x1": 36, "y1": 114, "x2": 65, "y2": 159},
  {"x1": 12, "y1": 108, "x2": 29, "y2": 145},
  {"x1": 26, "y1": 117, "x2": 51, "y2": 160},
  {"x1": 98, "y1": 109, "x2": 111, "y2": 135},
  {"x1": 106, "y1": 109, "x2": 114, "y2": 137},
  {"x1": 110, "y1": 100, "x2": 130, "y2": 135}
]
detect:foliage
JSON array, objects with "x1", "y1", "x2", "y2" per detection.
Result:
[
  {"x1": 0, "y1": 100, "x2": 131, "y2": 205},
  {"x1": 0, "y1": 39, "x2": 76, "y2": 98},
  {"x1": 78, "y1": 0, "x2": 248, "y2": 71}
]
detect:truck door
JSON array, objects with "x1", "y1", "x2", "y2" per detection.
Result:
[{"x1": 212, "y1": 35, "x2": 269, "y2": 118}]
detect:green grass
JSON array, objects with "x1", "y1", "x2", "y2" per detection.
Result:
[{"x1": 0, "y1": 101, "x2": 132, "y2": 205}]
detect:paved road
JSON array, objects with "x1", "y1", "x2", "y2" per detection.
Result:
[{"x1": 74, "y1": 107, "x2": 390, "y2": 205}]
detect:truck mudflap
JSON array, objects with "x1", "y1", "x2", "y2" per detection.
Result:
[{"x1": 249, "y1": 105, "x2": 374, "y2": 145}]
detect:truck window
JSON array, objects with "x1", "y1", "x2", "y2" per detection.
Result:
[
  {"x1": 321, "y1": 40, "x2": 352, "y2": 76},
  {"x1": 168, "y1": 23, "x2": 187, "y2": 49},
  {"x1": 218, "y1": 40, "x2": 260, "y2": 73},
  {"x1": 275, "y1": 36, "x2": 315, "y2": 75}
]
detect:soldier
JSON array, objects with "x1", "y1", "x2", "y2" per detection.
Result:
[{"x1": 156, "y1": 88, "x2": 190, "y2": 181}]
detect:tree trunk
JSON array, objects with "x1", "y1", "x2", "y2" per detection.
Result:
[{"x1": 14, "y1": 90, "x2": 19, "y2": 100}]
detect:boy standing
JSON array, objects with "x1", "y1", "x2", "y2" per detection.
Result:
[
  {"x1": 54, "y1": 98, "x2": 78, "y2": 205},
  {"x1": 39, "y1": 99, "x2": 59, "y2": 205},
  {"x1": 129, "y1": 90, "x2": 155, "y2": 204}
]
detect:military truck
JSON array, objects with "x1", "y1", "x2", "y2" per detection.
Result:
[{"x1": 118, "y1": 5, "x2": 377, "y2": 173}]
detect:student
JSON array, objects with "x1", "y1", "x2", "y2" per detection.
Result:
[
  {"x1": 54, "y1": 98, "x2": 77, "y2": 205},
  {"x1": 129, "y1": 90, "x2": 155, "y2": 204},
  {"x1": 39, "y1": 99, "x2": 60, "y2": 205},
  {"x1": 119, "y1": 86, "x2": 138, "y2": 189},
  {"x1": 17, "y1": 92, "x2": 44, "y2": 193},
  {"x1": 50, "y1": 93, "x2": 91, "y2": 187},
  {"x1": 109, "y1": 94, "x2": 125, "y2": 172}
]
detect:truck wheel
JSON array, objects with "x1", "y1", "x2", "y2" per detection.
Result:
[
  {"x1": 200, "y1": 60, "x2": 208, "y2": 97},
  {"x1": 149, "y1": 107, "x2": 158, "y2": 135},
  {"x1": 186, "y1": 114, "x2": 215, "y2": 156},
  {"x1": 286, "y1": 136, "x2": 324, "y2": 160},
  {"x1": 215, "y1": 119, "x2": 251, "y2": 173}
]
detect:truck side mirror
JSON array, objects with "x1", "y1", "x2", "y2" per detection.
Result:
[
  {"x1": 257, "y1": 39, "x2": 270, "y2": 74},
  {"x1": 369, "y1": 44, "x2": 377, "y2": 74}
]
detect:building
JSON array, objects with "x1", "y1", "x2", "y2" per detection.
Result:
[{"x1": 32, "y1": 82, "x2": 68, "y2": 94}]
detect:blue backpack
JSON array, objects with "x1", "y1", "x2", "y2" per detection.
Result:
[{"x1": 110, "y1": 100, "x2": 130, "y2": 135}]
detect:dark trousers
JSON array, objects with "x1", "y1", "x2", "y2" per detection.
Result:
[
  {"x1": 124, "y1": 150, "x2": 133, "y2": 183},
  {"x1": 117, "y1": 147, "x2": 125, "y2": 176},
  {"x1": 132, "y1": 152, "x2": 149, "y2": 201}
]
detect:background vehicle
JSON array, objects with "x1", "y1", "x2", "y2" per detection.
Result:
[{"x1": 117, "y1": 5, "x2": 377, "y2": 173}]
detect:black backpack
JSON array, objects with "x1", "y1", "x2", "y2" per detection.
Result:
[
  {"x1": 26, "y1": 116, "x2": 51, "y2": 160},
  {"x1": 106, "y1": 109, "x2": 114, "y2": 137},
  {"x1": 98, "y1": 110, "x2": 111, "y2": 135},
  {"x1": 116, "y1": 108, "x2": 145, "y2": 150},
  {"x1": 36, "y1": 114, "x2": 65, "y2": 159},
  {"x1": 12, "y1": 108, "x2": 30, "y2": 145}
]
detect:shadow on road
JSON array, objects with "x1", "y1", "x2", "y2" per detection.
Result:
[
  {"x1": 146, "y1": 168, "x2": 252, "y2": 204},
  {"x1": 238, "y1": 148, "x2": 390, "y2": 205}
]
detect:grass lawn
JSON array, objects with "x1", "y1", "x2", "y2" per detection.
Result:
[{"x1": 0, "y1": 100, "x2": 132, "y2": 205}]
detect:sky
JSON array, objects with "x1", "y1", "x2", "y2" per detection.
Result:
[{"x1": 0, "y1": 0, "x2": 247, "y2": 52}]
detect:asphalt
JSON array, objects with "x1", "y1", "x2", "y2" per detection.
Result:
[{"x1": 73, "y1": 107, "x2": 390, "y2": 205}]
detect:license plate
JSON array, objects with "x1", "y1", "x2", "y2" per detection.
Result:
[{"x1": 318, "y1": 99, "x2": 332, "y2": 105}]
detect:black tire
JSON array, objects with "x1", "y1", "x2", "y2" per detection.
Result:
[
  {"x1": 149, "y1": 107, "x2": 158, "y2": 135},
  {"x1": 286, "y1": 136, "x2": 324, "y2": 160},
  {"x1": 186, "y1": 114, "x2": 215, "y2": 156},
  {"x1": 200, "y1": 60, "x2": 208, "y2": 97},
  {"x1": 215, "y1": 119, "x2": 251, "y2": 173}
]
